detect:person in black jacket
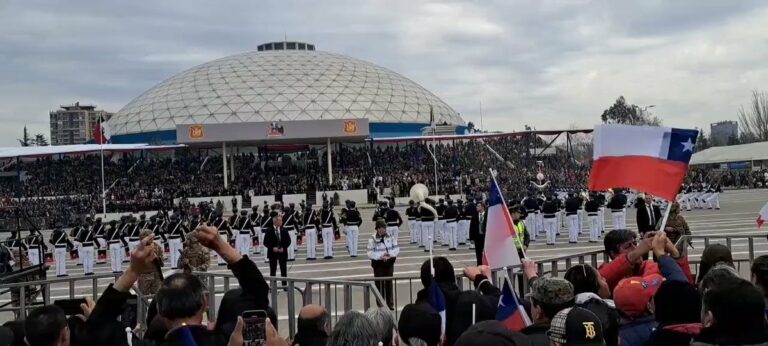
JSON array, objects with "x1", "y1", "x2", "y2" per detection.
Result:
[
  {"x1": 469, "y1": 201, "x2": 485, "y2": 265},
  {"x1": 263, "y1": 212, "x2": 292, "y2": 282},
  {"x1": 635, "y1": 194, "x2": 662, "y2": 236}
]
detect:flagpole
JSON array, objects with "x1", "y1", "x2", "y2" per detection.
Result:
[
  {"x1": 100, "y1": 142, "x2": 106, "y2": 217},
  {"x1": 429, "y1": 235, "x2": 434, "y2": 276},
  {"x1": 489, "y1": 168, "x2": 528, "y2": 260}
]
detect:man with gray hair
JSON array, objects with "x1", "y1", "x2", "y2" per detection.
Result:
[
  {"x1": 327, "y1": 311, "x2": 379, "y2": 346},
  {"x1": 365, "y1": 307, "x2": 396, "y2": 345},
  {"x1": 292, "y1": 304, "x2": 330, "y2": 346}
]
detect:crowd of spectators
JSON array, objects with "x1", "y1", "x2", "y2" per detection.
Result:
[
  {"x1": 2, "y1": 223, "x2": 767, "y2": 345},
  {"x1": 688, "y1": 167, "x2": 768, "y2": 188}
]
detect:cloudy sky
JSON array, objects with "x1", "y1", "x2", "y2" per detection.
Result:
[{"x1": 1, "y1": 0, "x2": 766, "y2": 146}]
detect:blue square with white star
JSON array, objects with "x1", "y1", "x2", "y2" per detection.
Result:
[{"x1": 666, "y1": 128, "x2": 699, "y2": 163}]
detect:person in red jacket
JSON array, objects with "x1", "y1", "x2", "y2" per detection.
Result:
[{"x1": 599, "y1": 229, "x2": 659, "y2": 291}]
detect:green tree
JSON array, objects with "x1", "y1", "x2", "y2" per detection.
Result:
[
  {"x1": 696, "y1": 127, "x2": 711, "y2": 151},
  {"x1": 18, "y1": 126, "x2": 31, "y2": 147},
  {"x1": 600, "y1": 96, "x2": 661, "y2": 125},
  {"x1": 33, "y1": 133, "x2": 49, "y2": 146},
  {"x1": 737, "y1": 90, "x2": 768, "y2": 142}
]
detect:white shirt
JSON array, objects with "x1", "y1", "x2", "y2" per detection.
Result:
[{"x1": 367, "y1": 235, "x2": 400, "y2": 260}]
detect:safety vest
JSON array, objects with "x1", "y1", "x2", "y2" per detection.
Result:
[{"x1": 513, "y1": 221, "x2": 525, "y2": 250}]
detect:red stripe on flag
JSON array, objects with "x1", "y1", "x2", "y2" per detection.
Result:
[{"x1": 588, "y1": 156, "x2": 688, "y2": 201}]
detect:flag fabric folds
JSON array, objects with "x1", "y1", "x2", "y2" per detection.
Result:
[
  {"x1": 496, "y1": 275, "x2": 532, "y2": 332},
  {"x1": 588, "y1": 124, "x2": 698, "y2": 201},
  {"x1": 93, "y1": 114, "x2": 111, "y2": 144},
  {"x1": 758, "y1": 201, "x2": 768, "y2": 228},
  {"x1": 482, "y1": 174, "x2": 523, "y2": 269},
  {"x1": 428, "y1": 279, "x2": 447, "y2": 335}
]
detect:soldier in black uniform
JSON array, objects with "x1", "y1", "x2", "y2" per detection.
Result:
[
  {"x1": 405, "y1": 200, "x2": 420, "y2": 245},
  {"x1": 92, "y1": 218, "x2": 107, "y2": 263},
  {"x1": 523, "y1": 192, "x2": 541, "y2": 242},
  {"x1": 420, "y1": 199, "x2": 437, "y2": 252},
  {"x1": 167, "y1": 213, "x2": 188, "y2": 269},
  {"x1": 106, "y1": 220, "x2": 127, "y2": 273},
  {"x1": 149, "y1": 215, "x2": 167, "y2": 248},
  {"x1": 463, "y1": 200, "x2": 477, "y2": 249},
  {"x1": 189, "y1": 214, "x2": 203, "y2": 231},
  {"x1": 436, "y1": 199, "x2": 447, "y2": 246},
  {"x1": 234, "y1": 209, "x2": 254, "y2": 257},
  {"x1": 70, "y1": 221, "x2": 83, "y2": 265},
  {"x1": 564, "y1": 192, "x2": 582, "y2": 244},
  {"x1": 137, "y1": 214, "x2": 149, "y2": 231},
  {"x1": 541, "y1": 196, "x2": 558, "y2": 245},
  {"x1": 584, "y1": 194, "x2": 601, "y2": 243},
  {"x1": 283, "y1": 204, "x2": 299, "y2": 261},
  {"x1": 443, "y1": 199, "x2": 460, "y2": 250},
  {"x1": 125, "y1": 215, "x2": 141, "y2": 256},
  {"x1": 456, "y1": 199, "x2": 469, "y2": 245},
  {"x1": 320, "y1": 201, "x2": 337, "y2": 259},
  {"x1": 77, "y1": 222, "x2": 96, "y2": 274},
  {"x1": 344, "y1": 201, "x2": 363, "y2": 257},
  {"x1": 213, "y1": 211, "x2": 232, "y2": 265},
  {"x1": 595, "y1": 191, "x2": 607, "y2": 234},
  {"x1": 383, "y1": 200, "x2": 403, "y2": 244},
  {"x1": 25, "y1": 229, "x2": 46, "y2": 266},
  {"x1": 50, "y1": 227, "x2": 74, "y2": 277},
  {"x1": 303, "y1": 205, "x2": 320, "y2": 260},
  {"x1": 248, "y1": 207, "x2": 263, "y2": 256},
  {"x1": 608, "y1": 190, "x2": 627, "y2": 229}
]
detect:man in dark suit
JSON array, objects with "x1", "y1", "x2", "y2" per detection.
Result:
[
  {"x1": 636, "y1": 194, "x2": 662, "y2": 235},
  {"x1": 469, "y1": 201, "x2": 485, "y2": 265},
  {"x1": 263, "y1": 212, "x2": 291, "y2": 282}
]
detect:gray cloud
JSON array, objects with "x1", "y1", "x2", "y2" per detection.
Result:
[{"x1": 0, "y1": 0, "x2": 766, "y2": 145}]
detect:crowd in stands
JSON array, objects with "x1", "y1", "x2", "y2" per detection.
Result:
[
  {"x1": 688, "y1": 167, "x2": 768, "y2": 188},
  {"x1": 2, "y1": 222, "x2": 768, "y2": 345}
]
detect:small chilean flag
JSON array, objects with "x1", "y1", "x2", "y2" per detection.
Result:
[
  {"x1": 496, "y1": 275, "x2": 532, "y2": 332},
  {"x1": 588, "y1": 125, "x2": 698, "y2": 201},
  {"x1": 93, "y1": 114, "x2": 111, "y2": 144},
  {"x1": 758, "y1": 202, "x2": 768, "y2": 228},
  {"x1": 483, "y1": 173, "x2": 522, "y2": 269}
]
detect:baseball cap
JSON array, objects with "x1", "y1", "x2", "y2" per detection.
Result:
[
  {"x1": 398, "y1": 304, "x2": 441, "y2": 346},
  {"x1": 548, "y1": 307, "x2": 605, "y2": 345},
  {"x1": 531, "y1": 277, "x2": 575, "y2": 305},
  {"x1": 454, "y1": 320, "x2": 530, "y2": 346},
  {"x1": 613, "y1": 274, "x2": 664, "y2": 319}
]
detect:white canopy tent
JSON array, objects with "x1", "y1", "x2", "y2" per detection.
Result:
[
  {"x1": 690, "y1": 141, "x2": 768, "y2": 165},
  {"x1": 0, "y1": 143, "x2": 184, "y2": 159}
]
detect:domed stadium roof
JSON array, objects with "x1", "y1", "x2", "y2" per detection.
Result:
[{"x1": 110, "y1": 42, "x2": 463, "y2": 137}]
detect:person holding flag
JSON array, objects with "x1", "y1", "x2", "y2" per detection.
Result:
[{"x1": 482, "y1": 170, "x2": 525, "y2": 270}]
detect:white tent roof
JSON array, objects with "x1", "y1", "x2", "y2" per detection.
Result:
[
  {"x1": 0, "y1": 144, "x2": 184, "y2": 159},
  {"x1": 690, "y1": 141, "x2": 768, "y2": 165}
]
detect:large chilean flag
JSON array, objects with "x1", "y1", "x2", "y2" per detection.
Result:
[
  {"x1": 588, "y1": 125, "x2": 699, "y2": 201},
  {"x1": 483, "y1": 174, "x2": 522, "y2": 269}
]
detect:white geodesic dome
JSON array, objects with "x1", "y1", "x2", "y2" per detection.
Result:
[{"x1": 110, "y1": 43, "x2": 463, "y2": 137}]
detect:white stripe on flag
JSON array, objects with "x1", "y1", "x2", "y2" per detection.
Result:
[{"x1": 593, "y1": 124, "x2": 669, "y2": 160}]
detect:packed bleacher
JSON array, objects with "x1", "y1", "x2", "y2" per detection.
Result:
[{"x1": 2, "y1": 223, "x2": 767, "y2": 345}]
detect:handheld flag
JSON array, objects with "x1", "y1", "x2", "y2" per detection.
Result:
[
  {"x1": 588, "y1": 124, "x2": 698, "y2": 201},
  {"x1": 179, "y1": 323, "x2": 197, "y2": 346},
  {"x1": 428, "y1": 278, "x2": 447, "y2": 335},
  {"x1": 496, "y1": 275, "x2": 532, "y2": 332},
  {"x1": 758, "y1": 201, "x2": 768, "y2": 228},
  {"x1": 483, "y1": 172, "x2": 523, "y2": 269},
  {"x1": 93, "y1": 114, "x2": 111, "y2": 144}
]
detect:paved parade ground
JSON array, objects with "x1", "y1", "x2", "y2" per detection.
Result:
[{"x1": 2, "y1": 189, "x2": 767, "y2": 329}]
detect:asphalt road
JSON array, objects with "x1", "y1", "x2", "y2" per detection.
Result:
[{"x1": 2, "y1": 188, "x2": 766, "y2": 332}]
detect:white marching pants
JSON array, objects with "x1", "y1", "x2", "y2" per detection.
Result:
[
  {"x1": 446, "y1": 222, "x2": 458, "y2": 249},
  {"x1": 109, "y1": 243, "x2": 123, "y2": 272},
  {"x1": 288, "y1": 230, "x2": 297, "y2": 260},
  {"x1": 254, "y1": 227, "x2": 263, "y2": 254},
  {"x1": 414, "y1": 221, "x2": 422, "y2": 246},
  {"x1": 706, "y1": 193, "x2": 720, "y2": 209},
  {"x1": 567, "y1": 214, "x2": 580, "y2": 243},
  {"x1": 27, "y1": 248, "x2": 40, "y2": 266},
  {"x1": 598, "y1": 207, "x2": 605, "y2": 233},
  {"x1": 459, "y1": 220, "x2": 470, "y2": 244},
  {"x1": 698, "y1": 193, "x2": 711, "y2": 208},
  {"x1": 387, "y1": 226, "x2": 399, "y2": 243},
  {"x1": 305, "y1": 228, "x2": 317, "y2": 259},
  {"x1": 54, "y1": 247, "x2": 67, "y2": 276},
  {"x1": 612, "y1": 211, "x2": 626, "y2": 229},
  {"x1": 578, "y1": 210, "x2": 585, "y2": 234},
  {"x1": 322, "y1": 227, "x2": 334, "y2": 258},
  {"x1": 169, "y1": 237, "x2": 183, "y2": 269},
  {"x1": 235, "y1": 233, "x2": 251, "y2": 257},
  {"x1": 536, "y1": 213, "x2": 544, "y2": 235},
  {"x1": 544, "y1": 217, "x2": 557, "y2": 245},
  {"x1": 525, "y1": 214, "x2": 538, "y2": 241},
  {"x1": 421, "y1": 222, "x2": 434, "y2": 251},
  {"x1": 75, "y1": 241, "x2": 83, "y2": 265},
  {"x1": 437, "y1": 220, "x2": 446, "y2": 244},
  {"x1": 346, "y1": 226, "x2": 359, "y2": 256},
  {"x1": 81, "y1": 246, "x2": 94, "y2": 274},
  {"x1": 408, "y1": 220, "x2": 417, "y2": 243},
  {"x1": 215, "y1": 234, "x2": 228, "y2": 265},
  {"x1": 588, "y1": 215, "x2": 600, "y2": 243}
]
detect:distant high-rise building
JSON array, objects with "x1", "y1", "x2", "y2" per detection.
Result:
[
  {"x1": 710, "y1": 120, "x2": 738, "y2": 146},
  {"x1": 49, "y1": 102, "x2": 112, "y2": 145}
]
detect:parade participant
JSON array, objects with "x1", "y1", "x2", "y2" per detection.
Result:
[
  {"x1": 283, "y1": 204, "x2": 300, "y2": 261},
  {"x1": 542, "y1": 195, "x2": 558, "y2": 245},
  {"x1": 420, "y1": 198, "x2": 437, "y2": 253},
  {"x1": 92, "y1": 217, "x2": 107, "y2": 264},
  {"x1": 405, "y1": 200, "x2": 420, "y2": 245},
  {"x1": 50, "y1": 226, "x2": 73, "y2": 277},
  {"x1": 320, "y1": 201, "x2": 337, "y2": 259},
  {"x1": 705, "y1": 180, "x2": 722, "y2": 210},
  {"x1": 444, "y1": 199, "x2": 460, "y2": 250},
  {"x1": 608, "y1": 190, "x2": 627, "y2": 230},
  {"x1": 367, "y1": 220, "x2": 399, "y2": 309},
  {"x1": 137, "y1": 213, "x2": 149, "y2": 231},
  {"x1": 264, "y1": 212, "x2": 291, "y2": 283},
  {"x1": 249, "y1": 206, "x2": 263, "y2": 255},
  {"x1": 235, "y1": 209, "x2": 254, "y2": 257},
  {"x1": 25, "y1": 229, "x2": 45, "y2": 266},
  {"x1": 126, "y1": 215, "x2": 141, "y2": 255},
  {"x1": 259, "y1": 208, "x2": 272, "y2": 262},
  {"x1": 344, "y1": 201, "x2": 363, "y2": 257},
  {"x1": 70, "y1": 221, "x2": 83, "y2": 265},
  {"x1": 189, "y1": 214, "x2": 203, "y2": 233},
  {"x1": 565, "y1": 192, "x2": 581, "y2": 244},
  {"x1": 106, "y1": 219, "x2": 126, "y2": 273},
  {"x1": 303, "y1": 205, "x2": 320, "y2": 260},
  {"x1": 213, "y1": 211, "x2": 232, "y2": 266},
  {"x1": 596, "y1": 191, "x2": 607, "y2": 234},
  {"x1": 457, "y1": 200, "x2": 469, "y2": 245},
  {"x1": 636, "y1": 194, "x2": 662, "y2": 236},
  {"x1": 508, "y1": 204, "x2": 530, "y2": 259},
  {"x1": 178, "y1": 230, "x2": 211, "y2": 274},
  {"x1": 149, "y1": 215, "x2": 167, "y2": 249},
  {"x1": 384, "y1": 200, "x2": 403, "y2": 244},
  {"x1": 585, "y1": 194, "x2": 601, "y2": 243},
  {"x1": 137, "y1": 229, "x2": 164, "y2": 296},
  {"x1": 77, "y1": 220, "x2": 96, "y2": 275},
  {"x1": 372, "y1": 200, "x2": 387, "y2": 222},
  {"x1": 340, "y1": 201, "x2": 349, "y2": 250},
  {"x1": 471, "y1": 201, "x2": 486, "y2": 265},
  {"x1": 167, "y1": 213, "x2": 188, "y2": 269},
  {"x1": 436, "y1": 198, "x2": 447, "y2": 246},
  {"x1": 523, "y1": 192, "x2": 541, "y2": 241}
]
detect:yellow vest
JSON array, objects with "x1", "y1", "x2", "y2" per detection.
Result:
[{"x1": 513, "y1": 220, "x2": 525, "y2": 250}]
